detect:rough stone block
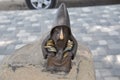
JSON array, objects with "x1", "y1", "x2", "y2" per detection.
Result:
[{"x1": 0, "y1": 38, "x2": 96, "y2": 80}]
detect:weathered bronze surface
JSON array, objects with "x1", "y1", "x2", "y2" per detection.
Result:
[{"x1": 41, "y1": 3, "x2": 78, "y2": 73}]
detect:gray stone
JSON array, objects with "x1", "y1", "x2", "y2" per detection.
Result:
[{"x1": 0, "y1": 38, "x2": 95, "y2": 80}]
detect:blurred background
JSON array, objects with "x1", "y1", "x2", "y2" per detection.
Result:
[
  {"x1": 0, "y1": 0, "x2": 120, "y2": 80},
  {"x1": 0, "y1": 0, "x2": 120, "y2": 10}
]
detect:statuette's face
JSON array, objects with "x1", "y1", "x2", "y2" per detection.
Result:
[
  {"x1": 51, "y1": 26, "x2": 70, "y2": 49},
  {"x1": 51, "y1": 26, "x2": 70, "y2": 40}
]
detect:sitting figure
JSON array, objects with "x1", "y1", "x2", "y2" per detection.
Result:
[{"x1": 41, "y1": 3, "x2": 78, "y2": 73}]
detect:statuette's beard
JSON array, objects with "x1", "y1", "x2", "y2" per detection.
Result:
[{"x1": 55, "y1": 39, "x2": 65, "y2": 50}]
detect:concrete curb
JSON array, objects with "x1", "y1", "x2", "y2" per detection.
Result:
[{"x1": 0, "y1": 0, "x2": 28, "y2": 10}]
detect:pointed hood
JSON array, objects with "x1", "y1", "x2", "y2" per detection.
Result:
[{"x1": 53, "y1": 3, "x2": 70, "y2": 27}]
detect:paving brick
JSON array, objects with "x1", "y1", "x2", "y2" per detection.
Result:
[
  {"x1": 82, "y1": 36, "x2": 93, "y2": 42},
  {"x1": 111, "y1": 69, "x2": 120, "y2": 77},
  {"x1": 7, "y1": 27, "x2": 16, "y2": 31},
  {"x1": 17, "y1": 30, "x2": 30, "y2": 38},
  {"x1": 104, "y1": 77, "x2": 120, "y2": 80},
  {"x1": 108, "y1": 44, "x2": 120, "y2": 49},
  {"x1": 91, "y1": 47, "x2": 107, "y2": 56},
  {"x1": 82, "y1": 8, "x2": 92, "y2": 13},
  {"x1": 0, "y1": 19, "x2": 11, "y2": 24},
  {"x1": 116, "y1": 55, "x2": 120, "y2": 64},
  {"x1": 102, "y1": 62, "x2": 113, "y2": 69},
  {"x1": 17, "y1": 21, "x2": 24, "y2": 25},
  {"x1": 100, "y1": 69, "x2": 112, "y2": 77},
  {"x1": 103, "y1": 55, "x2": 115, "y2": 63},
  {"x1": 32, "y1": 23, "x2": 40, "y2": 27},
  {"x1": 94, "y1": 62, "x2": 104, "y2": 69},
  {"x1": 108, "y1": 31, "x2": 119, "y2": 36},
  {"x1": 93, "y1": 55, "x2": 105, "y2": 63},
  {"x1": 96, "y1": 77, "x2": 104, "y2": 80},
  {"x1": 107, "y1": 40, "x2": 116, "y2": 44},
  {"x1": 98, "y1": 40, "x2": 108, "y2": 45},
  {"x1": 107, "y1": 49, "x2": 120, "y2": 55}
]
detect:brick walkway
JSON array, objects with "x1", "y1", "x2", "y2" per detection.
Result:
[{"x1": 0, "y1": 4, "x2": 120, "y2": 80}]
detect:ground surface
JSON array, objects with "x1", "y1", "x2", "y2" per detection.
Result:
[{"x1": 0, "y1": 4, "x2": 120, "y2": 80}]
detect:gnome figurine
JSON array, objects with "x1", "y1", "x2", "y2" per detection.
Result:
[{"x1": 41, "y1": 3, "x2": 78, "y2": 73}]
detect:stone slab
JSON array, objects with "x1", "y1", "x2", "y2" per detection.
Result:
[{"x1": 0, "y1": 36, "x2": 95, "y2": 80}]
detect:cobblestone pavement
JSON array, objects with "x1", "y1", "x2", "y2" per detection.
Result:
[{"x1": 0, "y1": 4, "x2": 120, "y2": 80}]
